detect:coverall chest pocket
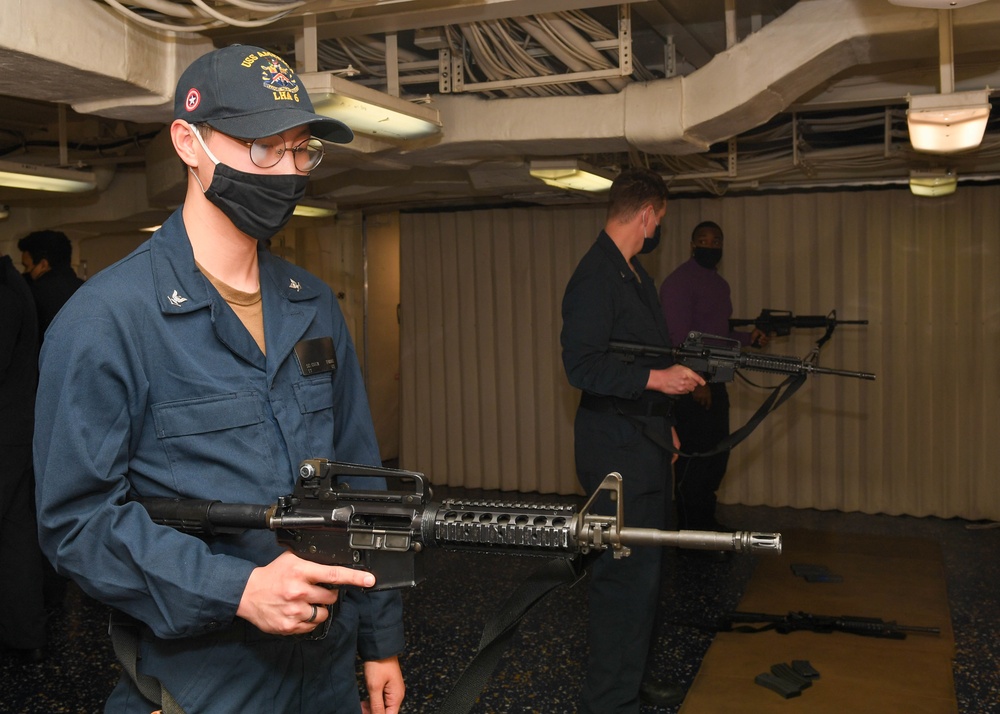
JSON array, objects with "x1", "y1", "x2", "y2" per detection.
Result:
[
  {"x1": 292, "y1": 377, "x2": 336, "y2": 449},
  {"x1": 151, "y1": 392, "x2": 274, "y2": 488}
]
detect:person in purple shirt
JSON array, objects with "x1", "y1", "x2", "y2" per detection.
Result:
[{"x1": 659, "y1": 221, "x2": 768, "y2": 549}]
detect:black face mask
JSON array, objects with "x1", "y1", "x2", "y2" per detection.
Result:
[
  {"x1": 693, "y1": 246, "x2": 722, "y2": 269},
  {"x1": 639, "y1": 225, "x2": 661, "y2": 254},
  {"x1": 202, "y1": 162, "x2": 308, "y2": 242}
]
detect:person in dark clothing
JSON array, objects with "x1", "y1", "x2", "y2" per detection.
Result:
[
  {"x1": 0, "y1": 254, "x2": 47, "y2": 664},
  {"x1": 561, "y1": 168, "x2": 705, "y2": 713},
  {"x1": 17, "y1": 229, "x2": 84, "y2": 340},
  {"x1": 660, "y1": 221, "x2": 768, "y2": 535},
  {"x1": 16, "y1": 230, "x2": 81, "y2": 607}
]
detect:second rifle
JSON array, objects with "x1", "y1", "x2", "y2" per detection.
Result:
[{"x1": 611, "y1": 331, "x2": 876, "y2": 383}]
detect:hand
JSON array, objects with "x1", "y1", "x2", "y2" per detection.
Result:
[
  {"x1": 362, "y1": 656, "x2": 405, "y2": 714},
  {"x1": 671, "y1": 426, "x2": 680, "y2": 464},
  {"x1": 647, "y1": 364, "x2": 706, "y2": 396},
  {"x1": 691, "y1": 383, "x2": 712, "y2": 409},
  {"x1": 750, "y1": 328, "x2": 770, "y2": 348},
  {"x1": 236, "y1": 551, "x2": 375, "y2": 635}
]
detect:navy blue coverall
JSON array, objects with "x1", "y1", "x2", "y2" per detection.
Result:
[{"x1": 34, "y1": 210, "x2": 404, "y2": 713}]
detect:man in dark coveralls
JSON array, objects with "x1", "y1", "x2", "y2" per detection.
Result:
[
  {"x1": 561, "y1": 168, "x2": 706, "y2": 713},
  {"x1": 0, "y1": 254, "x2": 47, "y2": 664}
]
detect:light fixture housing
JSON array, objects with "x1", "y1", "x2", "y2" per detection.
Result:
[
  {"x1": 909, "y1": 169, "x2": 957, "y2": 197},
  {"x1": 293, "y1": 199, "x2": 338, "y2": 218},
  {"x1": 529, "y1": 160, "x2": 615, "y2": 192},
  {"x1": 0, "y1": 160, "x2": 97, "y2": 193},
  {"x1": 888, "y1": 0, "x2": 988, "y2": 7},
  {"x1": 907, "y1": 90, "x2": 992, "y2": 153},
  {"x1": 301, "y1": 72, "x2": 442, "y2": 141}
]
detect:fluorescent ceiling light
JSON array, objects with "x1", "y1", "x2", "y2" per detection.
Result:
[
  {"x1": 301, "y1": 72, "x2": 442, "y2": 141},
  {"x1": 907, "y1": 90, "x2": 991, "y2": 153},
  {"x1": 529, "y1": 160, "x2": 615, "y2": 192},
  {"x1": 293, "y1": 200, "x2": 338, "y2": 218},
  {"x1": 909, "y1": 170, "x2": 957, "y2": 197},
  {"x1": 0, "y1": 160, "x2": 97, "y2": 193},
  {"x1": 888, "y1": 0, "x2": 987, "y2": 7}
]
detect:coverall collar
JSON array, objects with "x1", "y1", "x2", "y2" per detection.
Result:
[{"x1": 150, "y1": 209, "x2": 322, "y2": 376}]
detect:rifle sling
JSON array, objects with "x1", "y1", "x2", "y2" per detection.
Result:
[
  {"x1": 108, "y1": 611, "x2": 187, "y2": 714},
  {"x1": 628, "y1": 374, "x2": 807, "y2": 458},
  {"x1": 435, "y1": 554, "x2": 594, "y2": 714}
]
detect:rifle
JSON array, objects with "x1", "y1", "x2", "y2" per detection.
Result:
[
  {"x1": 729, "y1": 309, "x2": 868, "y2": 348},
  {"x1": 134, "y1": 458, "x2": 782, "y2": 591},
  {"x1": 610, "y1": 331, "x2": 876, "y2": 384},
  {"x1": 723, "y1": 610, "x2": 940, "y2": 640}
]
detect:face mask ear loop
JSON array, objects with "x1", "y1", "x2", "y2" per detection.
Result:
[
  {"x1": 188, "y1": 124, "x2": 221, "y2": 193},
  {"x1": 189, "y1": 124, "x2": 221, "y2": 165}
]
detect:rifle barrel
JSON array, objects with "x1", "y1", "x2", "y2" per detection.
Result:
[
  {"x1": 805, "y1": 364, "x2": 876, "y2": 381},
  {"x1": 729, "y1": 315, "x2": 869, "y2": 328},
  {"x1": 898, "y1": 624, "x2": 942, "y2": 635},
  {"x1": 617, "y1": 528, "x2": 781, "y2": 554},
  {"x1": 738, "y1": 353, "x2": 876, "y2": 381}
]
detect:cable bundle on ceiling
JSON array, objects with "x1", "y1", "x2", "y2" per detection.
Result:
[{"x1": 98, "y1": 0, "x2": 304, "y2": 33}]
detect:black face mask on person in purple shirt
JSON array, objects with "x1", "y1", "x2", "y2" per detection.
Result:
[{"x1": 693, "y1": 246, "x2": 722, "y2": 269}]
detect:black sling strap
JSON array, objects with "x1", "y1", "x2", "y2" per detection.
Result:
[
  {"x1": 630, "y1": 374, "x2": 808, "y2": 458},
  {"x1": 434, "y1": 555, "x2": 593, "y2": 714}
]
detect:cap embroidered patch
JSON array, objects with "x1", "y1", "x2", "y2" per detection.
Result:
[
  {"x1": 259, "y1": 56, "x2": 300, "y2": 102},
  {"x1": 184, "y1": 88, "x2": 201, "y2": 112}
]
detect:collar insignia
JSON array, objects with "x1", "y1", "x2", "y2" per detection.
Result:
[
  {"x1": 289, "y1": 278, "x2": 302, "y2": 292},
  {"x1": 167, "y1": 289, "x2": 188, "y2": 307}
]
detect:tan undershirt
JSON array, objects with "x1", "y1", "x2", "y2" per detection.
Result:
[{"x1": 196, "y1": 262, "x2": 265, "y2": 356}]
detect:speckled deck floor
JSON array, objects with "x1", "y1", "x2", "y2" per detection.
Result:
[{"x1": 2, "y1": 499, "x2": 997, "y2": 713}]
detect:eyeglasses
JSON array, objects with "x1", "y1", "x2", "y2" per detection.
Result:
[{"x1": 227, "y1": 134, "x2": 326, "y2": 172}]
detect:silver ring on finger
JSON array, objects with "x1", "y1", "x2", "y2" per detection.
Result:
[{"x1": 305, "y1": 604, "x2": 319, "y2": 623}]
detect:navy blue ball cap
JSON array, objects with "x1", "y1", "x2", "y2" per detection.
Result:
[{"x1": 174, "y1": 45, "x2": 353, "y2": 144}]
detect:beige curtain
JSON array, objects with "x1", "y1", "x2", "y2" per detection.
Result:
[{"x1": 400, "y1": 186, "x2": 1000, "y2": 521}]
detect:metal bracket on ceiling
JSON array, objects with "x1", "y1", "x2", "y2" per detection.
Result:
[
  {"x1": 792, "y1": 113, "x2": 799, "y2": 168},
  {"x1": 725, "y1": 0, "x2": 738, "y2": 49},
  {"x1": 792, "y1": 115, "x2": 816, "y2": 178},
  {"x1": 59, "y1": 104, "x2": 69, "y2": 167},
  {"x1": 884, "y1": 108, "x2": 893, "y2": 159},
  {"x1": 386, "y1": 31, "x2": 400, "y2": 97},
  {"x1": 618, "y1": 3, "x2": 632, "y2": 76},
  {"x1": 297, "y1": 13, "x2": 319, "y2": 73},
  {"x1": 439, "y1": 47, "x2": 452, "y2": 94}
]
